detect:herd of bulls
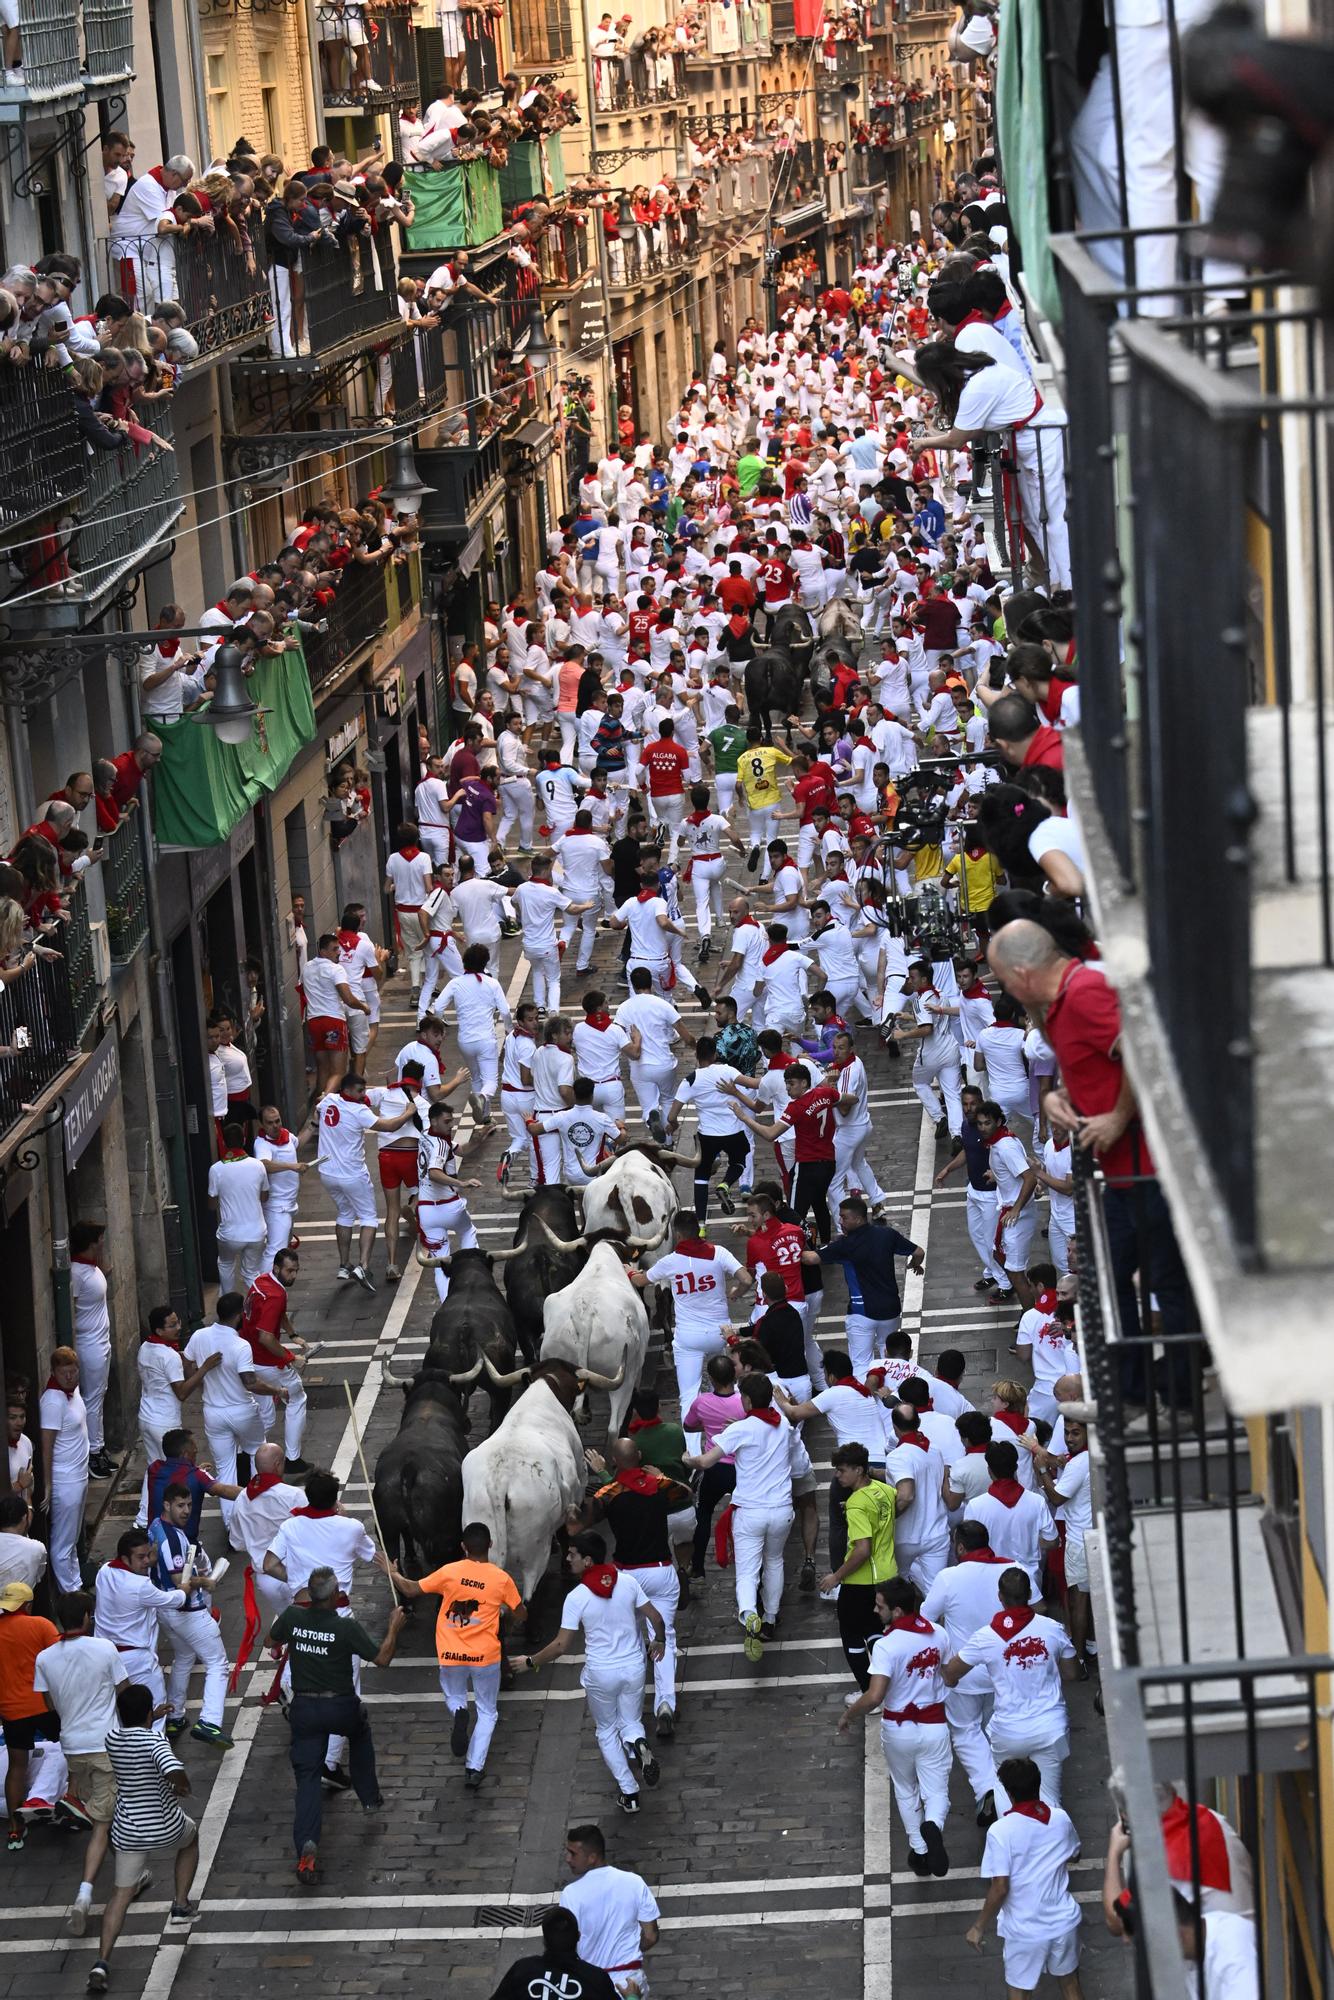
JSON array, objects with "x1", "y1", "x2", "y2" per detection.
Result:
[{"x1": 371, "y1": 1148, "x2": 683, "y2": 1601}]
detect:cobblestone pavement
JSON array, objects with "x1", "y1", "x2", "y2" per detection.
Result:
[{"x1": 0, "y1": 925, "x2": 1133, "y2": 2000}]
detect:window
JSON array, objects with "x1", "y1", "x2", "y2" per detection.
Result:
[
  {"x1": 205, "y1": 49, "x2": 233, "y2": 164},
  {"x1": 257, "y1": 47, "x2": 284, "y2": 157},
  {"x1": 508, "y1": 0, "x2": 572, "y2": 65}
]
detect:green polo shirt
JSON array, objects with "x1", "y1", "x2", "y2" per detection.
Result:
[
  {"x1": 842, "y1": 1479, "x2": 897, "y2": 1587},
  {"x1": 271, "y1": 1605, "x2": 380, "y2": 1696},
  {"x1": 629, "y1": 1419, "x2": 690, "y2": 1488},
  {"x1": 737, "y1": 452, "x2": 765, "y2": 496}
]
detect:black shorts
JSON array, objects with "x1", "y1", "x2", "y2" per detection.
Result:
[
  {"x1": 697, "y1": 1132, "x2": 749, "y2": 1182},
  {"x1": 1, "y1": 1713, "x2": 59, "y2": 1752}
]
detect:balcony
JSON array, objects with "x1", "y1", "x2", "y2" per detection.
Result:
[
  {"x1": 0, "y1": 365, "x2": 87, "y2": 535},
  {"x1": 498, "y1": 134, "x2": 566, "y2": 211},
  {"x1": 403, "y1": 162, "x2": 504, "y2": 255},
  {"x1": 695, "y1": 159, "x2": 768, "y2": 233},
  {"x1": 605, "y1": 209, "x2": 694, "y2": 290},
  {"x1": 413, "y1": 289, "x2": 517, "y2": 538},
  {"x1": 417, "y1": 428, "x2": 504, "y2": 542},
  {"x1": 149, "y1": 641, "x2": 317, "y2": 850},
  {"x1": 591, "y1": 51, "x2": 685, "y2": 113},
  {"x1": 0, "y1": 942, "x2": 87, "y2": 1148},
  {"x1": 304, "y1": 558, "x2": 390, "y2": 693},
  {"x1": 315, "y1": 1, "x2": 418, "y2": 108},
  {"x1": 81, "y1": 0, "x2": 132, "y2": 85},
  {"x1": 103, "y1": 814, "x2": 148, "y2": 966},
  {"x1": 62, "y1": 407, "x2": 184, "y2": 616},
  {"x1": 98, "y1": 228, "x2": 271, "y2": 365},
  {"x1": 537, "y1": 209, "x2": 592, "y2": 293},
  {"x1": 769, "y1": 142, "x2": 826, "y2": 229},
  {"x1": 0, "y1": 0, "x2": 81, "y2": 109},
  {"x1": 251, "y1": 233, "x2": 402, "y2": 368},
  {"x1": 460, "y1": 14, "x2": 501, "y2": 94}
]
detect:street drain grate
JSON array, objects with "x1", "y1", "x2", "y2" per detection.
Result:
[{"x1": 478, "y1": 1904, "x2": 557, "y2": 1929}]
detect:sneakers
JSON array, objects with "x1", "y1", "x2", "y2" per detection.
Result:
[
  {"x1": 906, "y1": 1846, "x2": 931, "y2": 1877},
  {"x1": 56, "y1": 1794, "x2": 92, "y2": 1829},
  {"x1": 617, "y1": 1790, "x2": 641, "y2": 1814},
  {"x1": 976, "y1": 1792, "x2": 998, "y2": 1828},
  {"x1": 799, "y1": 1557, "x2": 817, "y2": 1593},
  {"x1": 385, "y1": 1266, "x2": 400, "y2": 1284},
  {"x1": 638, "y1": 1748, "x2": 661, "y2": 1787},
  {"x1": 165, "y1": 1716, "x2": 190, "y2": 1740},
  {"x1": 19, "y1": 1797, "x2": 52, "y2": 1822},
  {"x1": 646, "y1": 1108, "x2": 666, "y2": 1144},
  {"x1": 284, "y1": 1458, "x2": 311, "y2": 1477},
  {"x1": 336, "y1": 1265, "x2": 352, "y2": 1282},
  {"x1": 321, "y1": 1764, "x2": 352, "y2": 1791},
  {"x1": 86, "y1": 1962, "x2": 110, "y2": 1994},
  {"x1": 168, "y1": 1902, "x2": 196, "y2": 1924},
  {"x1": 740, "y1": 1610, "x2": 764, "y2": 1662},
  {"x1": 698, "y1": 936, "x2": 712, "y2": 962},
  {"x1": 497, "y1": 1151, "x2": 511, "y2": 1187},
  {"x1": 450, "y1": 1708, "x2": 471, "y2": 1758},
  {"x1": 362, "y1": 1794, "x2": 385, "y2": 1813},
  {"x1": 746, "y1": 845, "x2": 760, "y2": 873},
  {"x1": 654, "y1": 1704, "x2": 675, "y2": 1741},
  {"x1": 693, "y1": 981, "x2": 712, "y2": 1008},
  {"x1": 88, "y1": 1451, "x2": 116, "y2": 1481},
  {"x1": 5, "y1": 1821, "x2": 23, "y2": 1851},
  {"x1": 351, "y1": 1265, "x2": 376, "y2": 1294},
  {"x1": 296, "y1": 1842, "x2": 319, "y2": 1885},
  {"x1": 819, "y1": 1586, "x2": 840, "y2": 1604},
  {"x1": 988, "y1": 1288, "x2": 1017, "y2": 1307},
  {"x1": 67, "y1": 1895, "x2": 93, "y2": 1936},
  {"x1": 921, "y1": 1819, "x2": 950, "y2": 1877},
  {"x1": 716, "y1": 1182, "x2": 735, "y2": 1216},
  {"x1": 759, "y1": 1620, "x2": 777, "y2": 1642},
  {"x1": 463, "y1": 1768, "x2": 483, "y2": 1792},
  {"x1": 973, "y1": 1276, "x2": 995, "y2": 1293},
  {"x1": 190, "y1": 1721, "x2": 233, "y2": 1749}
]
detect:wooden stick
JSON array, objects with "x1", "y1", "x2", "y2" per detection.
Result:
[{"x1": 343, "y1": 1378, "x2": 399, "y2": 1601}]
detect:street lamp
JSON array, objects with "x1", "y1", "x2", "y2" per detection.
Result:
[
  {"x1": 524, "y1": 305, "x2": 554, "y2": 379},
  {"x1": 197, "y1": 641, "x2": 257, "y2": 747},
  {"x1": 378, "y1": 436, "x2": 436, "y2": 515},
  {"x1": 616, "y1": 192, "x2": 636, "y2": 242}
]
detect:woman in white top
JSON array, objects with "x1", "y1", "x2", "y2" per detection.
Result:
[
  {"x1": 914, "y1": 341, "x2": 1070, "y2": 591},
  {"x1": 431, "y1": 943, "x2": 513, "y2": 1125}
]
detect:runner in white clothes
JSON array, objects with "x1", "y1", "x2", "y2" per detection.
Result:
[
  {"x1": 615, "y1": 969, "x2": 691, "y2": 1141},
  {"x1": 133, "y1": 1309, "x2": 217, "y2": 1529},
  {"x1": 826, "y1": 1029, "x2": 889, "y2": 1211},
  {"x1": 415, "y1": 1101, "x2": 482, "y2": 1300},
  {"x1": 944, "y1": 1567, "x2": 1078, "y2": 1808},
  {"x1": 335, "y1": 906, "x2": 383, "y2": 1063},
  {"x1": 838, "y1": 1575, "x2": 954, "y2": 1879},
  {"x1": 226, "y1": 1442, "x2": 303, "y2": 1639},
  {"x1": 418, "y1": 871, "x2": 468, "y2": 1021},
  {"x1": 94, "y1": 1526, "x2": 195, "y2": 1726},
  {"x1": 498, "y1": 1002, "x2": 540, "y2": 1187},
  {"x1": 315, "y1": 1073, "x2": 420, "y2": 1292},
  {"x1": 68, "y1": 1223, "x2": 114, "y2": 1480},
  {"x1": 413, "y1": 758, "x2": 454, "y2": 868},
  {"x1": 206, "y1": 1127, "x2": 270, "y2": 1295},
  {"x1": 300, "y1": 934, "x2": 369, "y2": 1097},
  {"x1": 573, "y1": 989, "x2": 631, "y2": 1120},
  {"x1": 667, "y1": 1041, "x2": 749, "y2": 1229},
  {"x1": 645, "y1": 1217, "x2": 749, "y2": 1412},
  {"x1": 687, "y1": 1372, "x2": 803, "y2": 1659},
  {"x1": 530, "y1": 1079, "x2": 624, "y2": 1186},
  {"x1": 383, "y1": 829, "x2": 437, "y2": 992},
  {"x1": 611, "y1": 869, "x2": 688, "y2": 997},
  {"x1": 883, "y1": 1405, "x2": 952, "y2": 1591},
  {"x1": 555, "y1": 814, "x2": 613, "y2": 973},
  {"x1": 182, "y1": 1296, "x2": 265, "y2": 1528},
  {"x1": 975, "y1": 1101, "x2": 1040, "y2": 1307},
  {"x1": 430, "y1": 944, "x2": 512, "y2": 1127},
  {"x1": 253, "y1": 1105, "x2": 311, "y2": 1266},
  {"x1": 889, "y1": 960, "x2": 964, "y2": 1139},
  {"x1": 557, "y1": 1825, "x2": 661, "y2": 1996},
  {"x1": 535, "y1": 754, "x2": 591, "y2": 839},
  {"x1": 717, "y1": 900, "x2": 768, "y2": 1023},
  {"x1": 531, "y1": 1018, "x2": 576, "y2": 1187},
  {"x1": 514, "y1": 856, "x2": 582, "y2": 1016},
  {"x1": 513, "y1": 1535, "x2": 667, "y2": 1814},
  {"x1": 921, "y1": 1521, "x2": 1009, "y2": 1821},
  {"x1": 148, "y1": 1484, "x2": 233, "y2": 1749},
  {"x1": 40, "y1": 1350, "x2": 90, "y2": 1594},
  {"x1": 963, "y1": 1440, "x2": 1058, "y2": 1594},
  {"x1": 681, "y1": 786, "x2": 734, "y2": 959},
  {"x1": 966, "y1": 1754, "x2": 1083, "y2": 1990},
  {"x1": 752, "y1": 928, "x2": 814, "y2": 1035}
]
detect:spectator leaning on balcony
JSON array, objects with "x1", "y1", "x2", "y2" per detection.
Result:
[
  {"x1": 198, "y1": 580, "x2": 255, "y2": 668},
  {"x1": 264, "y1": 182, "x2": 330, "y2": 360},
  {"x1": 109, "y1": 155, "x2": 196, "y2": 311}
]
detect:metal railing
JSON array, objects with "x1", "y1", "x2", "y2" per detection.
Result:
[
  {"x1": 66, "y1": 405, "x2": 182, "y2": 607},
  {"x1": 103, "y1": 814, "x2": 148, "y2": 964},
  {"x1": 315, "y1": 1, "x2": 418, "y2": 106},
  {"x1": 99, "y1": 229, "x2": 271, "y2": 361},
  {"x1": 539, "y1": 212, "x2": 591, "y2": 290},
  {"x1": 605, "y1": 215, "x2": 692, "y2": 288},
  {"x1": 262, "y1": 232, "x2": 401, "y2": 362},
  {"x1": 0, "y1": 949, "x2": 82, "y2": 1144},
  {"x1": 81, "y1": 0, "x2": 132, "y2": 81},
  {"x1": 461, "y1": 13, "x2": 501, "y2": 94},
  {"x1": 0, "y1": 0, "x2": 80, "y2": 101},
  {"x1": 592, "y1": 48, "x2": 685, "y2": 111},
  {"x1": 60, "y1": 885, "x2": 99, "y2": 1040},
  {"x1": 769, "y1": 142, "x2": 822, "y2": 217},
  {"x1": 0, "y1": 365, "x2": 87, "y2": 534},
  {"x1": 303, "y1": 557, "x2": 390, "y2": 691}
]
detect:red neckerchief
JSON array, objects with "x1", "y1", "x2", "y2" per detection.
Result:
[
  {"x1": 984, "y1": 1126, "x2": 1014, "y2": 1146},
  {"x1": 1033, "y1": 1288, "x2": 1059, "y2": 1315},
  {"x1": 636, "y1": 887, "x2": 660, "y2": 904},
  {"x1": 71, "y1": 1254, "x2": 100, "y2": 1266},
  {"x1": 889, "y1": 1613, "x2": 934, "y2": 1635},
  {"x1": 156, "y1": 636, "x2": 181, "y2": 659},
  {"x1": 245, "y1": 1472, "x2": 285, "y2": 1501},
  {"x1": 830, "y1": 1375, "x2": 869, "y2": 1397},
  {"x1": 747, "y1": 1407, "x2": 782, "y2": 1428},
  {"x1": 107, "y1": 1557, "x2": 133, "y2": 1572},
  {"x1": 266, "y1": 1129, "x2": 292, "y2": 1146},
  {"x1": 831, "y1": 1052, "x2": 856, "y2": 1072},
  {"x1": 582, "y1": 1563, "x2": 619, "y2": 1599},
  {"x1": 585, "y1": 1013, "x2": 613, "y2": 1030},
  {"x1": 737, "y1": 915, "x2": 758, "y2": 929},
  {"x1": 336, "y1": 928, "x2": 362, "y2": 952},
  {"x1": 767, "y1": 1052, "x2": 795, "y2": 1070},
  {"x1": 144, "y1": 1335, "x2": 179, "y2": 1349},
  {"x1": 993, "y1": 1411, "x2": 1028, "y2": 1435},
  {"x1": 612, "y1": 1466, "x2": 661, "y2": 1498},
  {"x1": 1007, "y1": 1799, "x2": 1052, "y2": 1824},
  {"x1": 45, "y1": 1375, "x2": 74, "y2": 1399},
  {"x1": 959, "y1": 1548, "x2": 1010, "y2": 1564},
  {"x1": 991, "y1": 1605, "x2": 1036, "y2": 1640},
  {"x1": 961, "y1": 980, "x2": 990, "y2": 1000},
  {"x1": 397, "y1": 845, "x2": 423, "y2": 862},
  {"x1": 627, "y1": 1416, "x2": 661, "y2": 1434},
  {"x1": 1161, "y1": 1797, "x2": 1233, "y2": 1892},
  {"x1": 290, "y1": 1506, "x2": 338, "y2": 1519},
  {"x1": 687, "y1": 810, "x2": 709, "y2": 827},
  {"x1": 762, "y1": 942, "x2": 789, "y2": 965},
  {"x1": 988, "y1": 1478, "x2": 1025, "y2": 1508},
  {"x1": 222, "y1": 1150, "x2": 247, "y2": 1163},
  {"x1": 894, "y1": 1429, "x2": 928, "y2": 1451},
  {"x1": 964, "y1": 1445, "x2": 988, "y2": 1456}
]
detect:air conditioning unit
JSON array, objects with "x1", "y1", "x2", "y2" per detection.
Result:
[{"x1": 90, "y1": 921, "x2": 111, "y2": 987}]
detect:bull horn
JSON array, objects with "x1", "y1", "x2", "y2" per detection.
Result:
[
  {"x1": 535, "y1": 1216, "x2": 587, "y2": 1254},
  {"x1": 623, "y1": 1226, "x2": 666, "y2": 1251},
  {"x1": 448, "y1": 1358, "x2": 486, "y2": 1385},
  {"x1": 415, "y1": 1247, "x2": 449, "y2": 1269},
  {"x1": 380, "y1": 1356, "x2": 413, "y2": 1383},
  {"x1": 575, "y1": 1361, "x2": 626, "y2": 1390},
  {"x1": 663, "y1": 1143, "x2": 699, "y2": 1169},
  {"x1": 482, "y1": 1353, "x2": 532, "y2": 1388},
  {"x1": 487, "y1": 1242, "x2": 525, "y2": 1263},
  {"x1": 498, "y1": 1186, "x2": 529, "y2": 1203}
]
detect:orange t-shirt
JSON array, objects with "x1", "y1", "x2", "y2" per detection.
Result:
[
  {"x1": 418, "y1": 1559, "x2": 522, "y2": 1667},
  {"x1": 0, "y1": 1612, "x2": 58, "y2": 1719}
]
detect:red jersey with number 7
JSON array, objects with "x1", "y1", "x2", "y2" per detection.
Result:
[{"x1": 781, "y1": 1083, "x2": 839, "y2": 1162}]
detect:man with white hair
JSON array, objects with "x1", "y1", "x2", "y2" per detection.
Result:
[{"x1": 109, "y1": 155, "x2": 195, "y2": 307}]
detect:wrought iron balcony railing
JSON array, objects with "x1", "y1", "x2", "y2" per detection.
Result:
[
  {"x1": 0, "y1": 0, "x2": 80, "y2": 104},
  {"x1": 303, "y1": 558, "x2": 391, "y2": 693},
  {"x1": 98, "y1": 228, "x2": 271, "y2": 363},
  {"x1": 64, "y1": 405, "x2": 184, "y2": 610},
  {"x1": 0, "y1": 364, "x2": 87, "y2": 535},
  {"x1": 260, "y1": 232, "x2": 402, "y2": 365},
  {"x1": 81, "y1": 0, "x2": 132, "y2": 83},
  {"x1": 592, "y1": 50, "x2": 685, "y2": 111},
  {"x1": 103, "y1": 813, "x2": 148, "y2": 965},
  {"x1": 0, "y1": 946, "x2": 84, "y2": 1145},
  {"x1": 315, "y1": 2, "x2": 419, "y2": 107}
]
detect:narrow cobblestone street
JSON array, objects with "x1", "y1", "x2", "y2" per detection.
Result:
[{"x1": 0, "y1": 932, "x2": 1130, "y2": 2000}]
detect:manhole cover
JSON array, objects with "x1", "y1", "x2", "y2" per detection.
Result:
[{"x1": 478, "y1": 1904, "x2": 557, "y2": 1929}]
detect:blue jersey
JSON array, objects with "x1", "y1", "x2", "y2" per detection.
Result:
[
  {"x1": 818, "y1": 1222, "x2": 916, "y2": 1320},
  {"x1": 148, "y1": 1516, "x2": 210, "y2": 1610}
]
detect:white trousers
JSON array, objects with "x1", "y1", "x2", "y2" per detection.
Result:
[
  {"x1": 203, "y1": 1406, "x2": 265, "y2": 1526},
  {"x1": 625, "y1": 1562, "x2": 680, "y2": 1712},
  {"x1": 418, "y1": 1196, "x2": 479, "y2": 1299},
  {"x1": 830, "y1": 1123, "x2": 885, "y2": 1209},
  {"x1": 966, "y1": 1185, "x2": 1008, "y2": 1287},
  {"x1": 418, "y1": 934, "x2": 465, "y2": 1016},
  {"x1": 251, "y1": 1362, "x2": 308, "y2": 1460},
  {"x1": 912, "y1": 1051, "x2": 963, "y2": 1135},
  {"x1": 75, "y1": 1336, "x2": 111, "y2": 1454},
  {"x1": 459, "y1": 1036, "x2": 499, "y2": 1103},
  {"x1": 674, "y1": 1334, "x2": 726, "y2": 1424},
  {"x1": 319, "y1": 1166, "x2": 378, "y2": 1230},
  {"x1": 945, "y1": 1684, "x2": 998, "y2": 1805},
  {"x1": 590, "y1": 1079, "x2": 626, "y2": 1122},
  {"x1": 731, "y1": 1504, "x2": 793, "y2": 1623},
  {"x1": 845, "y1": 1313, "x2": 899, "y2": 1381},
  {"x1": 1049, "y1": 1217, "x2": 1072, "y2": 1275},
  {"x1": 217, "y1": 1237, "x2": 267, "y2": 1296},
  {"x1": 560, "y1": 903, "x2": 599, "y2": 969},
  {"x1": 583, "y1": 1668, "x2": 647, "y2": 1795},
  {"x1": 645, "y1": 793, "x2": 685, "y2": 857},
  {"x1": 116, "y1": 1644, "x2": 167, "y2": 1732},
  {"x1": 526, "y1": 947, "x2": 562, "y2": 1012},
  {"x1": 501, "y1": 1090, "x2": 537, "y2": 1176},
  {"x1": 160, "y1": 1605, "x2": 230, "y2": 1729},
  {"x1": 627, "y1": 1061, "x2": 677, "y2": 1118},
  {"x1": 896, "y1": 1540, "x2": 950, "y2": 1595},
  {"x1": 439, "y1": 1661, "x2": 503, "y2": 1772},
  {"x1": 690, "y1": 858, "x2": 726, "y2": 937},
  {"x1": 48, "y1": 1476, "x2": 88, "y2": 1592},
  {"x1": 263, "y1": 1202, "x2": 299, "y2": 1266},
  {"x1": 497, "y1": 777, "x2": 535, "y2": 848},
  {"x1": 879, "y1": 1719, "x2": 953, "y2": 1851},
  {"x1": 990, "y1": 1727, "x2": 1069, "y2": 1809}
]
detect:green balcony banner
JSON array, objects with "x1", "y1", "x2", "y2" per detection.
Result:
[
  {"x1": 147, "y1": 642, "x2": 318, "y2": 849},
  {"x1": 403, "y1": 162, "x2": 503, "y2": 251},
  {"x1": 996, "y1": 0, "x2": 1059, "y2": 326}
]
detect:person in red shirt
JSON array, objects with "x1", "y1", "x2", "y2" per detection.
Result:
[
  {"x1": 756, "y1": 550, "x2": 796, "y2": 620},
  {"x1": 108, "y1": 736, "x2": 164, "y2": 810},
  {"x1": 985, "y1": 694, "x2": 1064, "y2": 775},
  {"x1": 916, "y1": 591, "x2": 961, "y2": 662},
  {"x1": 639, "y1": 719, "x2": 691, "y2": 857},
  {"x1": 627, "y1": 595, "x2": 657, "y2": 659},
  {"x1": 790, "y1": 750, "x2": 840, "y2": 872},
  {"x1": 742, "y1": 1191, "x2": 809, "y2": 1308},
  {"x1": 240, "y1": 1247, "x2": 311, "y2": 1474},
  {"x1": 718, "y1": 564, "x2": 756, "y2": 615},
  {"x1": 727, "y1": 1063, "x2": 840, "y2": 1244},
  {"x1": 988, "y1": 919, "x2": 1197, "y2": 1408}
]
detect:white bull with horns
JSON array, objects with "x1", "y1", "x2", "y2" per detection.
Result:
[
  {"x1": 521, "y1": 1231, "x2": 653, "y2": 1439},
  {"x1": 460, "y1": 1365, "x2": 587, "y2": 1598},
  {"x1": 578, "y1": 1145, "x2": 685, "y2": 1248}
]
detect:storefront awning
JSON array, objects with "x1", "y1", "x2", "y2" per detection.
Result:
[
  {"x1": 148, "y1": 642, "x2": 318, "y2": 850},
  {"x1": 458, "y1": 526, "x2": 486, "y2": 578}
]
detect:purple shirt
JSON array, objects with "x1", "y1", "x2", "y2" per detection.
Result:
[{"x1": 455, "y1": 778, "x2": 497, "y2": 844}]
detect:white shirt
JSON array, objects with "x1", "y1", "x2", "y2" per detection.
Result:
[
  {"x1": 727, "y1": 922, "x2": 767, "y2": 985},
  {"x1": 759, "y1": 948, "x2": 813, "y2": 1017},
  {"x1": 1052, "y1": 1451, "x2": 1092, "y2": 1545},
  {"x1": 208, "y1": 1051, "x2": 228, "y2": 1117},
  {"x1": 450, "y1": 876, "x2": 509, "y2": 948},
  {"x1": 39, "y1": 1386, "x2": 89, "y2": 1480},
  {"x1": 301, "y1": 954, "x2": 350, "y2": 1022},
  {"x1": 268, "y1": 1512, "x2": 377, "y2": 1597},
  {"x1": 514, "y1": 880, "x2": 568, "y2": 955},
  {"x1": 715, "y1": 1410, "x2": 802, "y2": 1511},
  {"x1": 435, "y1": 972, "x2": 511, "y2": 1044},
  {"x1": 207, "y1": 1155, "x2": 269, "y2": 1242},
  {"x1": 812, "y1": 1385, "x2": 890, "y2": 1457},
  {"x1": 227, "y1": 1479, "x2": 303, "y2": 1567},
  {"x1": 316, "y1": 1094, "x2": 378, "y2": 1179},
  {"x1": 33, "y1": 1633, "x2": 126, "y2": 1753},
  {"x1": 617, "y1": 894, "x2": 673, "y2": 963},
  {"x1": 7, "y1": 1435, "x2": 32, "y2": 1492},
  {"x1": 884, "y1": 1436, "x2": 950, "y2": 1552},
  {"x1": 1015, "y1": 1309, "x2": 1080, "y2": 1395},
  {"x1": 977, "y1": 1024, "x2": 1029, "y2": 1102},
  {"x1": 542, "y1": 1105, "x2": 622, "y2": 1185},
  {"x1": 672, "y1": 1062, "x2": 744, "y2": 1138},
  {"x1": 562, "y1": 1571, "x2": 651, "y2": 1679},
  {"x1": 532, "y1": 1044, "x2": 575, "y2": 1114},
  {"x1": 500, "y1": 1031, "x2": 536, "y2": 1094},
  {"x1": 646, "y1": 1241, "x2": 743, "y2": 1341},
  {"x1": 1190, "y1": 1914, "x2": 1261, "y2": 2000},
  {"x1": 385, "y1": 848, "x2": 435, "y2": 907},
  {"x1": 70, "y1": 1259, "x2": 111, "y2": 1350},
  {"x1": 615, "y1": 993, "x2": 679, "y2": 1070},
  {"x1": 987, "y1": 1133, "x2": 1031, "y2": 1208},
  {"x1": 137, "y1": 1340, "x2": 184, "y2": 1432},
  {"x1": 981, "y1": 1804, "x2": 1081, "y2": 1940},
  {"x1": 396, "y1": 1038, "x2": 443, "y2": 1090},
  {"x1": 559, "y1": 1865, "x2": 660, "y2": 1973},
  {"x1": 868, "y1": 1617, "x2": 948, "y2": 1716},
  {"x1": 184, "y1": 1323, "x2": 259, "y2": 1420},
  {"x1": 921, "y1": 1556, "x2": 1012, "y2": 1690},
  {"x1": 957, "y1": 1611, "x2": 1073, "y2": 1744},
  {"x1": 831, "y1": 1054, "x2": 871, "y2": 1128},
  {"x1": 254, "y1": 1129, "x2": 301, "y2": 1209},
  {"x1": 0, "y1": 1533, "x2": 46, "y2": 1594},
  {"x1": 1042, "y1": 1138, "x2": 1075, "y2": 1233},
  {"x1": 573, "y1": 1017, "x2": 630, "y2": 1083},
  {"x1": 770, "y1": 864, "x2": 808, "y2": 940},
  {"x1": 94, "y1": 1562, "x2": 184, "y2": 1651},
  {"x1": 414, "y1": 774, "x2": 452, "y2": 833},
  {"x1": 964, "y1": 1486, "x2": 1058, "y2": 1590}
]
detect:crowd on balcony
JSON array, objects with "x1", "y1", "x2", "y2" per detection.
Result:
[
  {"x1": 401, "y1": 78, "x2": 578, "y2": 169},
  {"x1": 0, "y1": 747, "x2": 157, "y2": 955}
]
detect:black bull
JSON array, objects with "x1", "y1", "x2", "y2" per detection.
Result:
[
  {"x1": 498, "y1": 1187, "x2": 585, "y2": 1365},
  {"x1": 403, "y1": 1245, "x2": 526, "y2": 1429},
  {"x1": 371, "y1": 1373, "x2": 467, "y2": 1576}
]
